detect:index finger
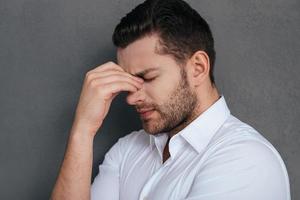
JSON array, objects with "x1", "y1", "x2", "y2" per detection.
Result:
[{"x1": 92, "y1": 61, "x2": 125, "y2": 73}]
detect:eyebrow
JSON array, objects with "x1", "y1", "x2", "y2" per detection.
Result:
[{"x1": 131, "y1": 67, "x2": 160, "y2": 78}]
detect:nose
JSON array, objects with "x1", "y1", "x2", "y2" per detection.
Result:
[{"x1": 126, "y1": 86, "x2": 146, "y2": 105}]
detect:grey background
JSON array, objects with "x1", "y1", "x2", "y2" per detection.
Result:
[{"x1": 0, "y1": 0, "x2": 299, "y2": 199}]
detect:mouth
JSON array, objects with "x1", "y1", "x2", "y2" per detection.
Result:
[{"x1": 138, "y1": 109, "x2": 155, "y2": 119}]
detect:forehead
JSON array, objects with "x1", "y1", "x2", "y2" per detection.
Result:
[
  {"x1": 117, "y1": 34, "x2": 158, "y2": 60},
  {"x1": 116, "y1": 34, "x2": 177, "y2": 76}
]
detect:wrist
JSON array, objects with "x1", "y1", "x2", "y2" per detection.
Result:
[{"x1": 70, "y1": 120, "x2": 100, "y2": 140}]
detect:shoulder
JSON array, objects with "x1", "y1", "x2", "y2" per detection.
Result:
[
  {"x1": 208, "y1": 115, "x2": 287, "y2": 168},
  {"x1": 200, "y1": 115, "x2": 290, "y2": 196},
  {"x1": 210, "y1": 115, "x2": 275, "y2": 149}
]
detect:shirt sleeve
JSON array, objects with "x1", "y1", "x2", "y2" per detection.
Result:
[
  {"x1": 184, "y1": 139, "x2": 291, "y2": 200},
  {"x1": 91, "y1": 137, "x2": 124, "y2": 200}
]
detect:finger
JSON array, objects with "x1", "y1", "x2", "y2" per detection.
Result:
[
  {"x1": 91, "y1": 75, "x2": 143, "y2": 90},
  {"x1": 87, "y1": 70, "x2": 144, "y2": 83},
  {"x1": 101, "y1": 81, "x2": 140, "y2": 95},
  {"x1": 111, "y1": 92, "x2": 119, "y2": 99},
  {"x1": 91, "y1": 61, "x2": 124, "y2": 73}
]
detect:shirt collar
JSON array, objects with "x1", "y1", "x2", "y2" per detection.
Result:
[{"x1": 149, "y1": 95, "x2": 231, "y2": 154}]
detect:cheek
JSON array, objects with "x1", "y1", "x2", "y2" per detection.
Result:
[{"x1": 145, "y1": 80, "x2": 175, "y2": 104}]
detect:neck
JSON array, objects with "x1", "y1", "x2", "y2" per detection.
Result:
[{"x1": 167, "y1": 84, "x2": 220, "y2": 138}]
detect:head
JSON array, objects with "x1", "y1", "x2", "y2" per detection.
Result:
[{"x1": 113, "y1": 0, "x2": 217, "y2": 135}]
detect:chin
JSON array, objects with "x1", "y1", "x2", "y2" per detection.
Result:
[
  {"x1": 142, "y1": 120, "x2": 164, "y2": 135},
  {"x1": 142, "y1": 125, "x2": 159, "y2": 135}
]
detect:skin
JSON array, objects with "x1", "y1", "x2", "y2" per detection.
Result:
[
  {"x1": 50, "y1": 33, "x2": 220, "y2": 199},
  {"x1": 118, "y1": 34, "x2": 220, "y2": 163},
  {"x1": 51, "y1": 61, "x2": 144, "y2": 200},
  {"x1": 117, "y1": 34, "x2": 220, "y2": 139}
]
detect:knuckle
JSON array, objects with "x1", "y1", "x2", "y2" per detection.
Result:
[
  {"x1": 85, "y1": 71, "x2": 91, "y2": 78},
  {"x1": 89, "y1": 79, "x2": 99, "y2": 88},
  {"x1": 85, "y1": 71, "x2": 93, "y2": 80},
  {"x1": 105, "y1": 61, "x2": 115, "y2": 67}
]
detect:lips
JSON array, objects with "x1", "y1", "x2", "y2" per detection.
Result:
[
  {"x1": 137, "y1": 108, "x2": 155, "y2": 113},
  {"x1": 137, "y1": 108, "x2": 155, "y2": 119}
]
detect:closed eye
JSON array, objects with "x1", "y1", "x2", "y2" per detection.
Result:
[{"x1": 143, "y1": 77, "x2": 156, "y2": 82}]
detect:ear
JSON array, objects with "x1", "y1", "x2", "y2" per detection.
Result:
[{"x1": 187, "y1": 50, "x2": 210, "y2": 87}]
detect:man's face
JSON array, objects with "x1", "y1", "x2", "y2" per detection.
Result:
[{"x1": 117, "y1": 35, "x2": 197, "y2": 135}]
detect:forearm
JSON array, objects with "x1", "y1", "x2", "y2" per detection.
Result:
[{"x1": 51, "y1": 123, "x2": 96, "y2": 200}]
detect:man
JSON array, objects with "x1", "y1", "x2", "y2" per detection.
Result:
[{"x1": 51, "y1": 0, "x2": 291, "y2": 199}]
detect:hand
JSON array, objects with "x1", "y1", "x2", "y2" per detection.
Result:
[{"x1": 72, "y1": 61, "x2": 143, "y2": 137}]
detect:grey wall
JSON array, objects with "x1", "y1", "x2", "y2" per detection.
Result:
[{"x1": 0, "y1": 0, "x2": 299, "y2": 199}]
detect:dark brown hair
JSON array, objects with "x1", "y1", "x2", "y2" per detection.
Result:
[{"x1": 112, "y1": 0, "x2": 216, "y2": 84}]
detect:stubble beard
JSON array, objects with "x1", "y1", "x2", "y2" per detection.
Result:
[{"x1": 141, "y1": 68, "x2": 198, "y2": 135}]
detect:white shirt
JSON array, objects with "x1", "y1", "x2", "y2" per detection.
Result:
[{"x1": 91, "y1": 95, "x2": 291, "y2": 200}]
